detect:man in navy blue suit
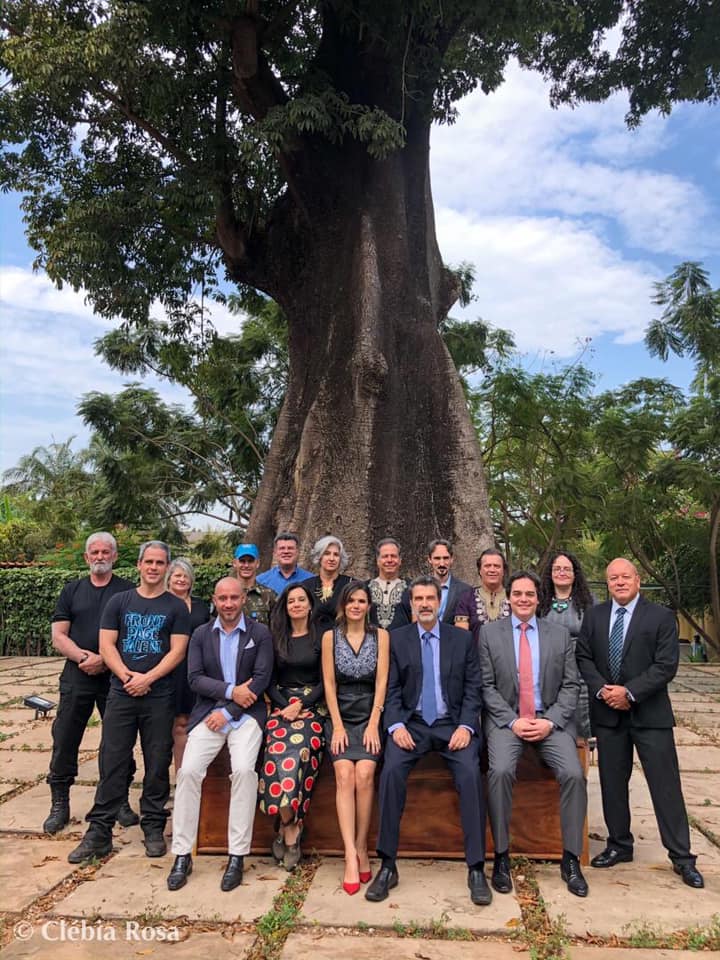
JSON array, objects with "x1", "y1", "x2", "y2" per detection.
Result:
[{"x1": 366, "y1": 575, "x2": 491, "y2": 906}]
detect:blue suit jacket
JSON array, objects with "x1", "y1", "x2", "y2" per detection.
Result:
[{"x1": 187, "y1": 619, "x2": 273, "y2": 732}]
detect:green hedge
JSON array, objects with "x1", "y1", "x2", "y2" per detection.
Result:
[{"x1": 0, "y1": 564, "x2": 230, "y2": 656}]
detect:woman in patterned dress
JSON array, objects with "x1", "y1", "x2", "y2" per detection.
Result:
[
  {"x1": 322, "y1": 581, "x2": 390, "y2": 894},
  {"x1": 257, "y1": 582, "x2": 325, "y2": 871}
]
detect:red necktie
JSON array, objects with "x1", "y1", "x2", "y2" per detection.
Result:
[{"x1": 518, "y1": 622, "x2": 535, "y2": 719}]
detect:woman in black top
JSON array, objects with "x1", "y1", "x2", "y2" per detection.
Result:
[
  {"x1": 257, "y1": 583, "x2": 326, "y2": 871},
  {"x1": 304, "y1": 535, "x2": 352, "y2": 634},
  {"x1": 166, "y1": 557, "x2": 211, "y2": 770}
]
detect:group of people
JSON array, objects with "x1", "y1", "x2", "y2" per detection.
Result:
[{"x1": 44, "y1": 529, "x2": 704, "y2": 906}]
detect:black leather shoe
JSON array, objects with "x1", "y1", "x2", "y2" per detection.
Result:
[
  {"x1": 590, "y1": 847, "x2": 633, "y2": 868},
  {"x1": 561, "y1": 855, "x2": 589, "y2": 897},
  {"x1": 167, "y1": 854, "x2": 193, "y2": 891},
  {"x1": 491, "y1": 852, "x2": 512, "y2": 893},
  {"x1": 68, "y1": 832, "x2": 112, "y2": 864},
  {"x1": 468, "y1": 867, "x2": 493, "y2": 905},
  {"x1": 673, "y1": 863, "x2": 704, "y2": 888},
  {"x1": 143, "y1": 832, "x2": 167, "y2": 857},
  {"x1": 117, "y1": 800, "x2": 139, "y2": 827},
  {"x1": 365, "y1": 865, "x2": 399, "y2": 902},
  {"x1": 220, "y1": 855, "x2": 244, "y2": 891},
  {"x1": 44, "y1": 794, "x2": 70, "y2": 834}
]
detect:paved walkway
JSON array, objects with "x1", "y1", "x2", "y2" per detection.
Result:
[{"x1": 1, "y1": 657, "x2": 719, "y2": 958}]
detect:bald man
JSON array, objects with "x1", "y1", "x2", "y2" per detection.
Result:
[
  {"x1": 576, "y1": 559, "x2": 703, "y2": 889},
  {"x1": 166, "y1": 577, "x2": 273, "y2": 893}
]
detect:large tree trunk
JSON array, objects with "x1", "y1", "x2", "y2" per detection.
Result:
[{"x1": 243, "y1": 126, "x2": 494, "y2": 578}]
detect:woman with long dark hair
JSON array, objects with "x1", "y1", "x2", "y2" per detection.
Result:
[
  {"x1": 257, "y1": 582, "x2": 326, "y2": 871},
  {"x1": 322, "y1": 581, "x2": 389, "y2": 894},
  {"x1": 539, "y1": 550, "x2": 595, "y2": 738}
]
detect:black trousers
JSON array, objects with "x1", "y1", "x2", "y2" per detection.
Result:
[
  {"x1": 596, "y1": 715, "x2": 694, "y2": 866},
  {"x1": 47, "y1": 676, "x2": 135, "y2": 790},
  {"x1": 86, "y1": 689, "x2": 174, "y2": 837},
  {"x1": 377, "y1": 717, "x2": 486, "y2": 866}
]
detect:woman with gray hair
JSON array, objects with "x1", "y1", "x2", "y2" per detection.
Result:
[
  {"x1": 166, "y1": 557, "x2": 211, "y2": 770},
  {"x1": 305, "y1": 536, "x2": 352, "y2": 635}
]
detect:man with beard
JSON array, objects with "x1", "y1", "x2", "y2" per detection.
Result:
[
  {"x1": 366, "y1": 575, "x2": 490, "y2": 906},
  {"x1": 400, "y1": 540, "x2": 471, "y2": 625},
  {"x1": 44, "y1": 532, "x2": 137, "y2": 834}
]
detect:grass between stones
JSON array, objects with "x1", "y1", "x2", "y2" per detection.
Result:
[{"x1": 511, "y1": 857, "x2": 569, "y2": 960}]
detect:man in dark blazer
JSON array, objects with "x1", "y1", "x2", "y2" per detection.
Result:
[
  {"x1": 576, "y1": 558, "x2": 703, "y2": 888},
  {"x1": 399, "y1": 539, "x2": 472, "y2": 626},
  {"x1": 166, "y1": 577, "x2": 273, "y2": 893},
  {"x1": 366, "y1": 575, "x2": 491, "y2": 906},
  {"x1": 480, "y1": 570, "x2": 588, "y2": 897}
]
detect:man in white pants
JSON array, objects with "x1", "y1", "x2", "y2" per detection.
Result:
[{"x1": 167, "y1": 577, "x2": 273, "y2": 892}]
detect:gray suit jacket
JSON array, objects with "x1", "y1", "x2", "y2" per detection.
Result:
[{"x1": 479, "y1": 617, "x2": 579, "y2": 735}]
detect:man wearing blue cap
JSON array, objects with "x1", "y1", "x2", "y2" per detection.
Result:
[{"x1": 232, "y1": 544, "x2": 277, "y2": 626}]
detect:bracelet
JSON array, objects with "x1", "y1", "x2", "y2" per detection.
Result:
[{"x1": 372, "y1": 704, "x2": 384, "y2": 713}]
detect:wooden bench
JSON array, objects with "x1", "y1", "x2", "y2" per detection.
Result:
[{"x1": 196, "y1": 740, "x2": 589, "y2": 863}]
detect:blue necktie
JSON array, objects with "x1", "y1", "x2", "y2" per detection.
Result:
[
  {"x1": 608, "y1": 607, "x2": 626, "y2": 681},
  {"x1": 421, "y1": 631, "x2": 438, "y2": 726}
]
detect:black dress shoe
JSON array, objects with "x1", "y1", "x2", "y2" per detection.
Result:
[
  {"x1": 365, "y1": 865, "x2": 399, "y2": 902},
  {"x1": 590, "y1": 847, "x2": 633, "y2": 868},
  {"x1": 220, "y1": 855, "x2": 244, "y2": 891},
  {"x1": 167, "y1": 854, "x2": 193, "y2": 891},
  {"x1": 491, "y1": 852, "x2": 512, "y2": 894},
  {"x1": 561, "y1": 855, "x2": 589, "y2": 897},
  {"x1": 673, "y1": 863, "x2": 704, "y2": 888},
  {"x1": 468, "y1": 867, "x2": 493, "y2": 906}
]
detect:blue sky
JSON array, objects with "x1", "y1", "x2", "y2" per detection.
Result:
[{"x1": 1, "y1": 60, "x2": 719, "y2": 481}]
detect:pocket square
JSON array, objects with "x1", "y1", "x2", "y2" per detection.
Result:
[{"x1": 244, "y1": 639, "x2": 255, "y2": 650}]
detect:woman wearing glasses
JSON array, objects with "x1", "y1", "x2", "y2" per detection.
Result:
[{"x1": 538, "y1": 550, "x2": 595, "y2": 738}]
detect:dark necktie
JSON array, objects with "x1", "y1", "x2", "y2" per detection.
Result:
[
  {"x1": 608, "y1": 607, "x2": 627, "y2": 681},
  {"x1": 421, "y1": 631, "x2": 438, "y2": 725},
  {"x1": 517, "y1": 622, "x2": 535, "y2": 719}
]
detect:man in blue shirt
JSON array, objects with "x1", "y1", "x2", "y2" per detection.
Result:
[
  {"x1": 166, "y1": 577, "x2": 273, "y2": 893},
  {"x1": 256, "y1": 531, "x2": 312, "y2": 595}
]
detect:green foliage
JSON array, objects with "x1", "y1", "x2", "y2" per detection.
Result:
[
  {"x1": 0, "y1": 562, "x2": 229, "y2": 655},
  {"x1": 0, "y1": 518, "x2": 49, "y2": 562}
]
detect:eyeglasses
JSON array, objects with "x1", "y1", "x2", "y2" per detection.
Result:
[{"x1": 552, "y1": 566, "x2": 573, "y2": 574}]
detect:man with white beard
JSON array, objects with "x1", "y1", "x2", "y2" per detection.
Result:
[{"x1": 44, "y1": 532, "x2": 137, "y2": 834}]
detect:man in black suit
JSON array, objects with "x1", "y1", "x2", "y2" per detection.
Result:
[
  {"x1": 399, "y1": 539, "x2": 472, "y2": 625},
  {"x1": 166, "y1": 577, "x2": 273, "y2": 893},
  {"x1": 576, "y1": 558, "x2": 703, "y2": 888},
  {"x1": 480, "y1": 571, "x2": 588, "y2": 897},
  {"x1": 366, "y1": 575, "x2": 491, "y2": 906}
]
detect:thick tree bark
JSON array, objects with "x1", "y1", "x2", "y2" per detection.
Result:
[{"x1": 241, "y1": 128, "x2": 494, "y2": 578}]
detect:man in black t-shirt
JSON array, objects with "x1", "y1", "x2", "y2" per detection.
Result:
[
  {"x1": 45, "y1": 532, "x2": 136, "y2": 834},
  {"x1": 68, "y1": 541, "x2": 190, "y2": 864}
]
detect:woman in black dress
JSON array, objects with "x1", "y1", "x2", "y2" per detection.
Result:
[
  {"x1": 257, "y1": 582, "x2": 326, "y2": 871},
  {"x1": 305, "y1": 535, "x2": 352, "y2": 634},
  {"x1": 322, "y1": 581, "x2": 389, "y2": 894},
  {"x1": 166, "y1": 557, "x2": 211, "y2": 770}
]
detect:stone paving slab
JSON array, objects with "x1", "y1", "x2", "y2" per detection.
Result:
[
  {"x1": 0, "y1": 779, "x2": 21, "y2": 797},
  {"x1": 0, "y1": 720, "x2": 101, "y2": 753},
  {"x1": 1, "y1": 928, "x2": 254, "y2": 959},
  {"x1": 676, "y1": 745, "x2": 720, "y2": 771},
  {"x1": 0, "y1": 710, "x2": 56, "y2": 725},
  {"x1": 301, "y1": 859, "x2": 520, "y2": 933},
  {"x1": 282, "y1": 932, "x2": 517, "y2": 959},
  {"x1": 0, "y1": 750, "x2": 49, "y2": 782},
  {"x1": 49, "y1": 845, "x2": 287, "y2": 923},
  {"x1": 689, "y1": 806, "x2": 720, "y2": 830},
  {"x1": 1, "y1": 837, "x2": 79, "y2": 912},
  {"x1": 537, "y1": 862, "x2": 720, "y2": 938},
  {"x1": 570, "y1": 950, "x2": 714, "y2": 960},
  {"x1": 676, "y1": 772, "x2": 720, "y2": 806},
  {"x1": 0, "y1": 783, "x2": 99, "y2": 833},
  {"x1": 673, "y1": 728, "x2": 710, "y2": 745}
]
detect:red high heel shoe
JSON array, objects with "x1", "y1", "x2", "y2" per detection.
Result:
[
  {"x1": 359, "y1": 864, "x2": 372, "y2": 883},
  {"x1": 343, "y1": 880, "x2": 360, "y2": 895}
]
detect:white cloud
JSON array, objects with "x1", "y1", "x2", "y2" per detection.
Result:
[
  {"x1": 430, "y1": 64, "x2": 718, "y2": 257},
  {"x1": 436, "y1": 208, "x2": 659, "y2": 354}
]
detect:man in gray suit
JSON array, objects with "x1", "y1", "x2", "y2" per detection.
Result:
[{"x1": 479, "y1": 570, "x2": 588, "y2": 897}]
